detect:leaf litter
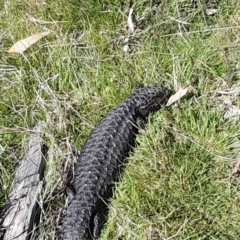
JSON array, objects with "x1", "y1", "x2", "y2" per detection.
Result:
[{"x1": 8, "y1": 31, "x2": 51, "y2": 54}]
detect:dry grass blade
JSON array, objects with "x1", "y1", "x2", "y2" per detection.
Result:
[{"x1": 216, "y1": 88, "x2": 240, "y2": 95}]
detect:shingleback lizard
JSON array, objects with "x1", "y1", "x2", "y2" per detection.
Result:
[{"x1": 62, "y1": 86, "x2": 170, "y2": 240}]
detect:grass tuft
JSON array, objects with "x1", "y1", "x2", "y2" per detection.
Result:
[{"x1": 1, "y1": 0, "x2": 240, "y2": 239}]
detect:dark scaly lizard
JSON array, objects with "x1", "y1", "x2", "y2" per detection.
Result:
[{"x1": 62, "y1": 86, "x2": 170, "y2": 240}]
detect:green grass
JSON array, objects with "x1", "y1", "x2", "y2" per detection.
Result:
[{"x1": 1, "y1": 0, "x2": 240, "y2": 239}]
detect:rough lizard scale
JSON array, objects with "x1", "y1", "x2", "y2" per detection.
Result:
[{"x1": 62, "y1": 86, "x2": 170, "y2": 240}]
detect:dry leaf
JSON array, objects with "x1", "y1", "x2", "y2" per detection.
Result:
[
  {"x1": 123, "y1": 44, "x2": 130, "y2": 52},
  {"x1": 166, "y1": 86, "x2": 189, "y2": 106},
  {"x1": 8, "y1": 31, "x2": 51, "y2": 54},
  {"x1": 205, "y1": 9, "x2": 217, "y2": 16},
  {"x1": 224, "y1": 105, "x2": 240, "y2": 119},
  {"x1": 230, "y1": 159, "x2": 240, "y2": 177},
  {"x1": 128, "y1": 8, "x2": 134, "y2": 34}
]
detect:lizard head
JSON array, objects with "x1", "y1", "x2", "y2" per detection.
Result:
[{"x1": 131, "y1": 86, "x2": 170, "y2": 117}]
